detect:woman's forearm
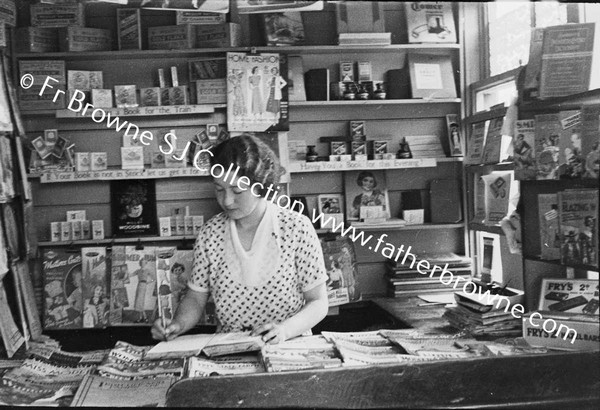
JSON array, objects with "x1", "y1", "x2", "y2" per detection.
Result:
[
  {"x1": 172, "y1": 289, "x2": 209, "y2": 333},
  {"x1": 280, "y1": 285, "x2": 328, "y2": 340}
]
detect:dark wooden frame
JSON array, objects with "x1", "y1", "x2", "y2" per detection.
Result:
[{"x1": 166, "y1": 349, "x2": 599, "y2": 408}]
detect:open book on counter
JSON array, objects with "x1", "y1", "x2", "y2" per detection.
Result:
[{"x1": 146, "y1": 331, "x2": 265, "y2": 360}]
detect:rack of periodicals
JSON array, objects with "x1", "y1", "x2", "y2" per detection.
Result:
[
  {"x1": 516, "y1": 94, "x2": 599, "y2": 310},
  {"x1": 0, "y1": 52, "x2": 42, "y2": 359}
]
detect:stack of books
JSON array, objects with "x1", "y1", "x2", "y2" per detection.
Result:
[
  {"x1": 386, "y1": 252, "x2": 472, "y2": 298},
  {"x1": 443, "y1": 293, "x2": 522, "y2": 337}
]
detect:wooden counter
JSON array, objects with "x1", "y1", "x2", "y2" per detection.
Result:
[{"x1": 166, "y1": 297, "x2": 600, "y2": 408}]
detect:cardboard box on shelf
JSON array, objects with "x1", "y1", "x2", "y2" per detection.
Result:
[
  {"x1": 30, "y1": 3, "x2": 85, "y2": 27},
  {"x1": 58, "y1": 27, "x2": 112, "y2": 52},
  {"x1": 15, "y1": 27, "x2": 58, "y2": 53},
  {"x1": 148, "y1": 25, "x2": 195, "y2": 50},
  {"x1": 195, "y1": 23, "x2": 241, "y2": 48}
]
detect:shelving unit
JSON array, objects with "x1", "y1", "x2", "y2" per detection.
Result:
[
  {"x1": 14, "y1": 43, "x2": 460, "y2": 61},
  {"x1": 520, "y1": 177, "x2": 599, "y2": 311},
  {"x1": 32, "y1": 167, "x2": 210, "y2": 183},
  {"x1": 37, "y1": 235, "x2": 197, "y2": 247},
  {"x1": 13, "y1": 1, "x2": 466, "y2": 302}
]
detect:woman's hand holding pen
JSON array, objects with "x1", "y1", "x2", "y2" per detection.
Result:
[
  {"x1": 151, "y1": 318, "x2": 183, "y2": 341},
  {"x1": 252, "y1": 322, "x2": 288, "y2": 344}
]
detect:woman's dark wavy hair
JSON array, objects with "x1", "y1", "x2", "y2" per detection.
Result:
[{"x1": 210, "y1": 134, "x2": 282, "y2": 197}]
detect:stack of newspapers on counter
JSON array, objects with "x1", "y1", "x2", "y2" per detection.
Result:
[{"x1": 443, "y1": 283, "x2": 525, "y2": 337}]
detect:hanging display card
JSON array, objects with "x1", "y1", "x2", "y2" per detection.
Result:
[
  {"x1": 539, "y1": 23, "x2": 600, "y2": 99},
  {"x1": 226, "y1": 52, "x2": 289, "y2": 132}
]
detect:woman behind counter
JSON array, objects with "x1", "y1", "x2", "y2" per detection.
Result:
[{"x1": 152, "y1": 135, "x2": 329, "y2": 344}]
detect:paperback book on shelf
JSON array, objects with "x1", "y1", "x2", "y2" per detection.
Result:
[
  {"x1": 465, "y1": 121, "x2": 486, "y2": 165},
  {"x1": 155, "y1": 247, "x2": 193, "y2": 327},
  {"x1": 404, "y1": 2, "x2": 457, "y2": 44},
  {"x1": 513, "y1": 119, "x2": 536, "y2": 180},
  {"x1": 109, "y1": 245, "x2": 158, "y2": 325},
  {"x1": 555, "y1": 110, "x2": 584, "y2": 179},
  {"x1": 42, "y1": 248, "x2": 83, "y2": 329},
  {"x1": 580, "y1": 104, "x2": 600, "y2": 179},
  {"x1": 110, "y1": 179, "x2": 158, "y2": 237},
  {"x1": 481, "y1": 117, "x2": 504, "y2": 164},
  {"x1": 261, "y1": 12, "x2": 305, "y2": 46},
  {"x1": 287, "y1": 55, "x2": 306, "y2": 102},
  {"x1": 81, "y1": 247, "x2": 109, "y2": 328},
  {"x1": 533, "y1": 113, "x2": 561, "y2": 180},
  {"x1": 537, "y1": 193, "x2": 561, "y2": 261},
  {"x1": 557, "y1": 189, "x2": 598, "y2": 269},
  {"x1": 408, "y1": 53, "x2": 457, "y2": 99},
  {"x1": 319, "y1": 236, "x2": 359, "y2": 307}
]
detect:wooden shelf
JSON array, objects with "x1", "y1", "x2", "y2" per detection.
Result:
[
  {"x1": 290, "y1": 98, "x2": 461, "y2": 107},
  {"x1": 355, "y1": 223, "x2": 464, "y2": 232},
  {"x1": 54, "y1": 104, "x2": 218, "y2": 118},
  {"x1": 519, "y1": 88, "x2": 600, "y2": 114},
  {"x1": 20, "y1": 104, "x2": 227, "y2": 117},
  {"x1": 523, "y1": 255, "x2": 599, "y2": 272},
  {"x1": 37, "y1": 235, "x2": 197, "y2": 247},
  {"x1": 31, "y1": 167, "x2": 210, "y2": 183},
  {"x1": 15, "y1": 44, "x2": 460, "y2": 61},
  {"x1": 464, "y1": 162, "x2": 515, "y2": 173},
  {"x1": 289, "y1": 158, "x2": 461, "y2": 173},
  {"x1": 468, "y1": 222, "x2": 505, "y2": 236},
  {"x1": 317, "y1": 223, "x2": 464, "y2": 234}
]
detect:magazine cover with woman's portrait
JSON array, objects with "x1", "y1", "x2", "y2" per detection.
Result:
[
  {"x1": 319, "y1": 235, "x2": 360, "y2": 306},
  {"x1": 110, "y1": 180, "x2": 158, "y2": 237},
  {"x1": 344, "y1": 170, "x2": 390, "y2": 221}
]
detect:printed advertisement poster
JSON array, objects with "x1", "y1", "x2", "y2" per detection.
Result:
[
  {"x1": 227, "y1": 52, "x2": 289, "y2": 132},
  {"x1": 110, "y1": 179, "x2": 158, "y2": 237},
  {"x1": 539, "y1": 279, "x2": 599, "y2": 315}
]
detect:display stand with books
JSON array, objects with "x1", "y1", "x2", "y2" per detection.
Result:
[{"x1": 518, "y1": 91, "x2": 599, "y2": 313}]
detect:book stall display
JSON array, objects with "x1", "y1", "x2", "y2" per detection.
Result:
[{"x1": 0, "y1": 1, "x2": 598, "y2": 408}]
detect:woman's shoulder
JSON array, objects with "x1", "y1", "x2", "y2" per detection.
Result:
[
  {"x1": 200, "y1": 212, "x2": 227, "y2": 231},
  {"x1": 275, "y1": 205, "x2": 314, "y2": 233}
]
